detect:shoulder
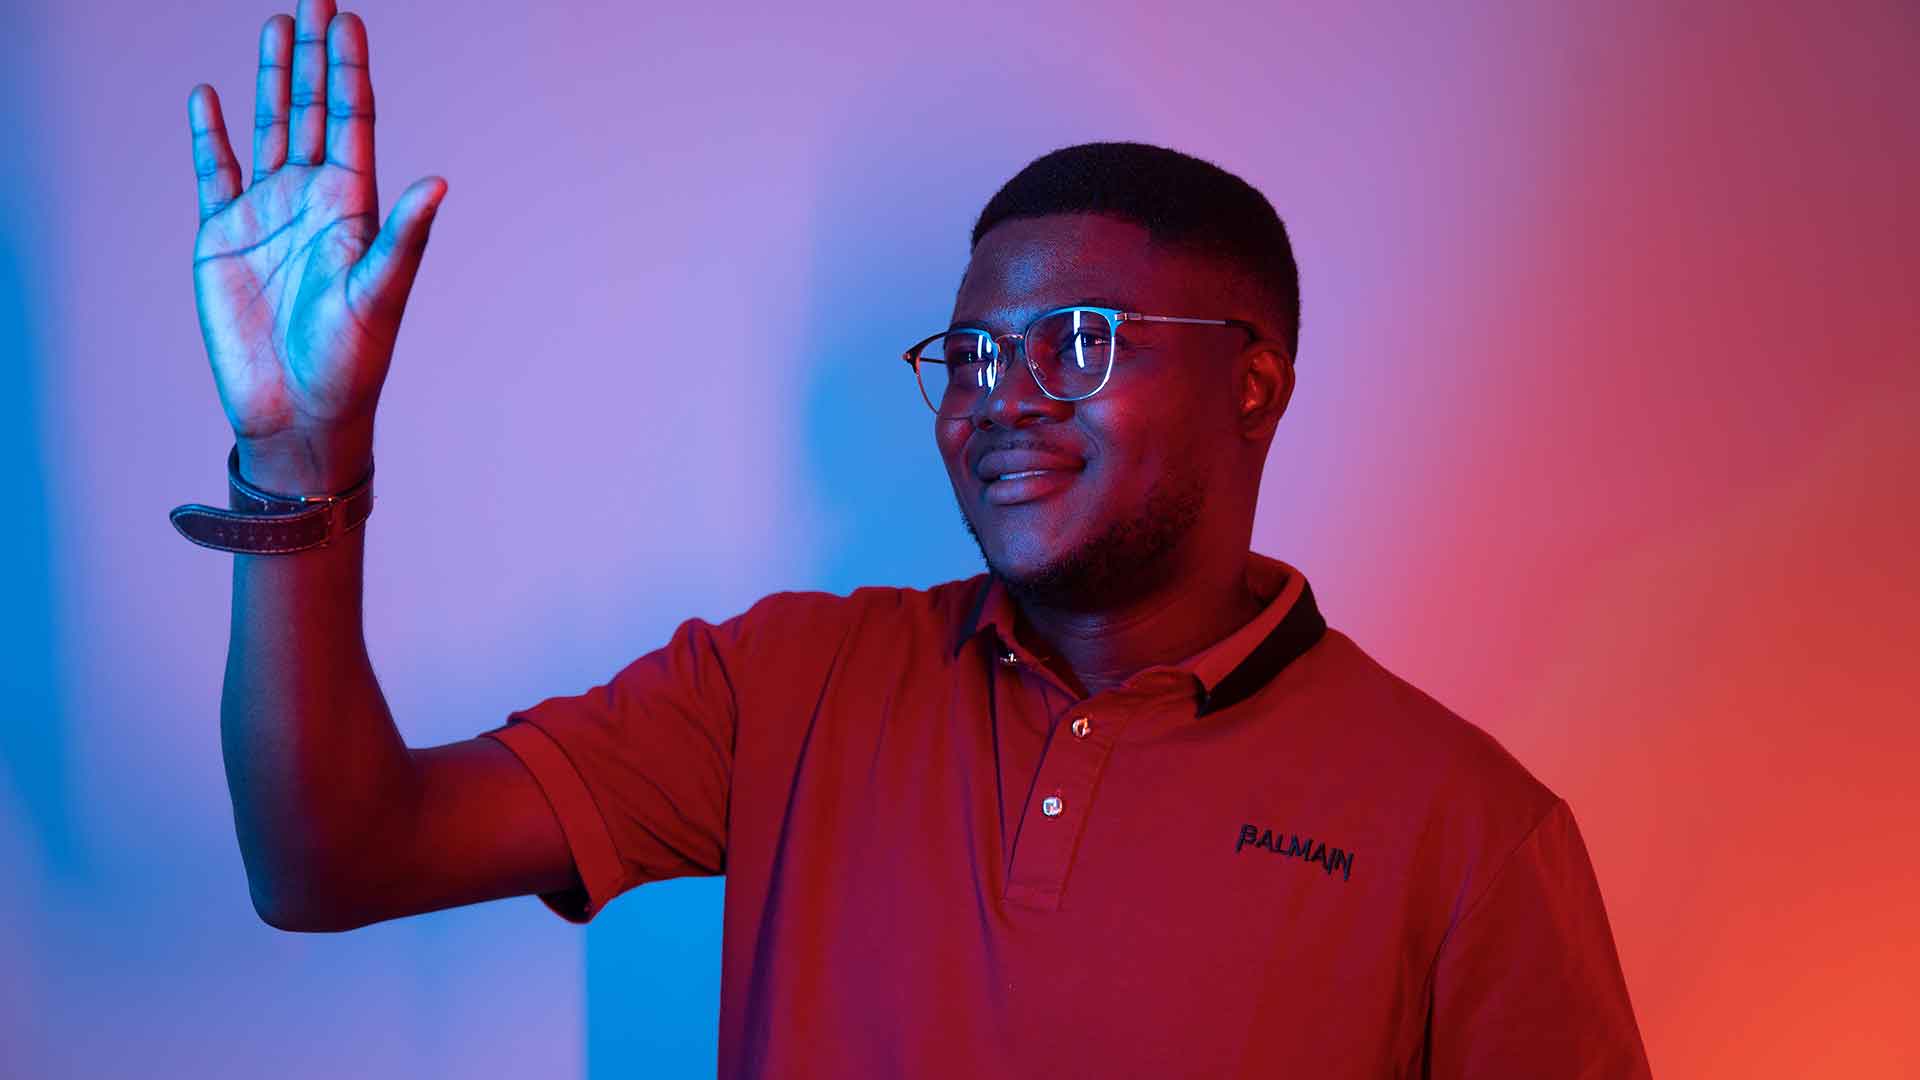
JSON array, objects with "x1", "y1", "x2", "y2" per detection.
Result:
[
  {"x1": 735, "y1": 575, "x2": 987, "y2": 622},
  {"x1": 720, "y1": 574, "x2": 990, "y2": 651},
  {"x1": 1298, "y1": 628, "x2": 1559, "y2": 827},
  {"x1": 1286, "y1": 628, "x2": 1576, "y2": 923}
]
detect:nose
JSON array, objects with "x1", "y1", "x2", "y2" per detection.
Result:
[{"x1": 976, "y1": 336, "x2": 1071, "y2": 430}]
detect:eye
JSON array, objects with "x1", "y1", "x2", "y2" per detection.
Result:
[
  {"x1": 1063, "y1": 329, "x2": 1110, "y2": 369},
  {"x1": 940, "y1": 331, "x2": 993, "y2": 368}
]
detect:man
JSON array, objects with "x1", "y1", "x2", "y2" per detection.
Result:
[{"x1": 181, "y1": 2, "x2": 1650, "y2": 1076}]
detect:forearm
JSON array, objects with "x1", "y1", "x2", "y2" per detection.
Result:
[{"x1": 218, "y1": 438, "x2": 417, "y2": 930}]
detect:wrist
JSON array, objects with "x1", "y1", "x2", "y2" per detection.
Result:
[{"x1": 236, "y1": 426, "x2": 374, "y2": 495}]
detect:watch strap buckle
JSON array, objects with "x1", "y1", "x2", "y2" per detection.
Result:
[{"x1": 169, "y1": 444, "x2": 376, "y2": 555}]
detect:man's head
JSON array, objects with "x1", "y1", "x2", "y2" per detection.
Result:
[{"x1": 937, "y1": 142, "x2": 1299, "y2": 611}]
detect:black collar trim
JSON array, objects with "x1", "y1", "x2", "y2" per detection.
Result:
[{"x1": 1195, "y1": 577, "x2": 1328, "y2": 717}]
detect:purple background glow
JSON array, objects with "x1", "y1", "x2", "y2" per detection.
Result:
[{"x1": 4, "y1": 1, "x2": 1916, "y2": 1076}]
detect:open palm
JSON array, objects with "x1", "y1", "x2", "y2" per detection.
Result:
[{"x1": 188, "y1": 0, "x2": 444, "y2": 452}]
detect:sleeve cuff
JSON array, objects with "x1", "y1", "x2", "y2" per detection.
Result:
[{"x1": 482, "y1": 719, "x2": 630, "y2": 923}]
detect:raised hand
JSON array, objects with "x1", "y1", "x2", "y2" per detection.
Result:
[{"x1": 187, "y1": 0, "x2": 445, "y2": 491}]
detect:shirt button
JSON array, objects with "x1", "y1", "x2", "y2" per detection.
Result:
[
  {"x1": 998, "y1": 649, "x2": 1019, "y2": 666},
  {"x1": 1070, "y1": 715, "x2": 1090, "y2": 738},
  {"x1": 1042, "y1": 795, "x2": 1064, "y2": 817}
]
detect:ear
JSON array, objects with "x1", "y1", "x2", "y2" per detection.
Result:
[{"x1": 1236, "y1": 339, "x2": 1295, "y2": 441}]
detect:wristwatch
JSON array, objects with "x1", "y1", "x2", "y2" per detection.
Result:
[{"x1": 170, "y1": 444, "x2": 375, "y2": 554}]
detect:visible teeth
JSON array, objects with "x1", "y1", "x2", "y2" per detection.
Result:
[{"x1": 996, "y1": 470, "x2": 1048, "y2": 482}]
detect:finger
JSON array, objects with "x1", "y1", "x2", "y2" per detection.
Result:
[
  {"x1": 287, "y1": 0, "x2": 338, "y2": 166},
  {"x1": 250, "y1": 14, "x2": 293, "y2": 180},
  {"x1": 345, "y1": 176, "x2": 448, "y2": 321},
  {"x1": 325, "y1": 12, "x2": 375, "y2": 175},
  {"x1": 188, "y1": 85, "x2": 243, "y2": 223}
]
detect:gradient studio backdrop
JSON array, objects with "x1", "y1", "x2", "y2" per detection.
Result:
[{"x1": 3, "y1": 0, "x2": 1915, "y2": 1076}]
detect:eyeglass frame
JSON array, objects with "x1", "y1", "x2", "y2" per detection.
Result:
[{"x1": 902, "y1": 305, "x2": 1260, "y2": 417}]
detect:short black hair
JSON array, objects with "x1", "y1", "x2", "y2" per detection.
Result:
[{"x1": 971, "y1": 141, "x2": 1301, "y2": 360}]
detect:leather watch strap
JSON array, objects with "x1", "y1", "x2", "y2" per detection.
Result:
[{"x1": 169, "y1": 444, "x2": 375, "y2": 554}]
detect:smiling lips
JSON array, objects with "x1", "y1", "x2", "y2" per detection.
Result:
[{"x1": 973, "y1": 447, "x2": 1084, "y2": 505}]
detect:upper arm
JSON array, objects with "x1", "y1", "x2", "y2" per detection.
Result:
[
  {"x1": 1424, "y1": 801, "x2": 1651, "y2": 1077},
  {"x1": 315, "y1": 735, "x2": 579, "y2": 931},
  {"x1": 317, "y1": 591, "x2": 847, "y2": 932}
]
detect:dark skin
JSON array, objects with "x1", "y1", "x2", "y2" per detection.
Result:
[{"x1": 939, "y1": 213, "x2": 1297, "y2": 699}]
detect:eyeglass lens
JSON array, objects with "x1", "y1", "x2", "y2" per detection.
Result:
[{"x1": 915, "y1": 308, "x2": 1115, "y2": 416}]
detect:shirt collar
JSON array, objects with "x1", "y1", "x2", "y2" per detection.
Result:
[{"x1": 952, "y1": 552, "x2": 1328, "y2": 716}]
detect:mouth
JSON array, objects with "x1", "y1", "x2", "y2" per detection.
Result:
[
  {"x1": 981, "y1": 467, "x2": 1080, "y2": 506},
  {"x1": 970, "y1": 444, "x2": 1087, "y2": 507}
]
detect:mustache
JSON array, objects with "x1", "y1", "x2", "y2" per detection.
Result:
[{"x1": 966, "y1": 434, "x2": 1083, "y2": 462}]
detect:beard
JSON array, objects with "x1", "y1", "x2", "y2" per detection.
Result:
[{"x1": 958, "y1": 468, "x2": 1207, "y2": 611}]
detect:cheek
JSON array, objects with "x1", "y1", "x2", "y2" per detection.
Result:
[
  {"x1": 1077, "y1": 402, "x2": 1157, "y2": 478},
  {"x1": 1080, "y1": 386, "x2": 1213, "y2": 491},
  {"x1": 934, "y1": 419, "x2": 971, "y2": 475}
]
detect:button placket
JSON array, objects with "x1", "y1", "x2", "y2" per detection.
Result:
[{"x1": 1004, "y1": 707, "x2": 1123, "y2": 911}]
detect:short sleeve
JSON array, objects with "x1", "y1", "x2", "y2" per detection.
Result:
[
  {"x1": 1425, "y1": 799, "x2": 1652, "y2": 1078},
  {"x1": 481, "y1": 605, "x2": 761, "y2": 924}
]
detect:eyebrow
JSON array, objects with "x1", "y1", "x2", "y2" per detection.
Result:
[{"x1": 949, "y1": 298, "x2": 1134, "y2": 333}]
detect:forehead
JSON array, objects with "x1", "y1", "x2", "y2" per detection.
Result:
[{"x1": 953, "y1": 213, "x2": 1219, "y2": 327}]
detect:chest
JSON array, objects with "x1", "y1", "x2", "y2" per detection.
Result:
[{"x1": 728, "y1": 671, "x2": 1441, "y2": 1075}]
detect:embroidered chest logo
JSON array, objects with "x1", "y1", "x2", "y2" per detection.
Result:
[{"x1": 1235, "y1": 823, "x2": 1355, "y2": 882}]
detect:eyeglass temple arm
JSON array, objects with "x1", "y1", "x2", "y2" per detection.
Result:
[{"x1": 1120, "y1": 313, "x2": 1261, "y2": 339}]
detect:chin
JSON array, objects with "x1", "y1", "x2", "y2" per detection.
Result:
[
  {"x1": 958, "y1": 474, "x2": 1207, "y2": 610},
  {"x1": 995, "y1": 551, "x2": 1119, "y2": 610},
  {"x1": 977, "y1": 525, "x2": 1123, "y2": 609},
  {"x1": 984, "y1": 532, "x2": 1074, "y2": 582}
]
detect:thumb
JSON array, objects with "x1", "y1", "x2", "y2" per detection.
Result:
[{"x1": 348, "y1": 176, "x2": 448, "y2": 320}]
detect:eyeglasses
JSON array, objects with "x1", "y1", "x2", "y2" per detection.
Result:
[{"x1": 903, "y1": 305, "x2": 1256, "y2": 417}]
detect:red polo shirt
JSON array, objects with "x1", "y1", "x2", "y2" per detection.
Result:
[{"x1": 481, "y1": 554, "x2": 1650, "y2": 1077}]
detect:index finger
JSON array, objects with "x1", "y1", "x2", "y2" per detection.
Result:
[{"x1": 325, "y1": 12, "x2": 375, "y2": 175}]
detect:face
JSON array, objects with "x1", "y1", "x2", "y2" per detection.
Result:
[{"x1": 937, "y1": 213, "x2": 1273, "y2": 610}]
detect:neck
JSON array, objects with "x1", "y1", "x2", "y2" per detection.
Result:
[{"x1": 1013, "y1": 547, "x2": 1266, "y2": 700}]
